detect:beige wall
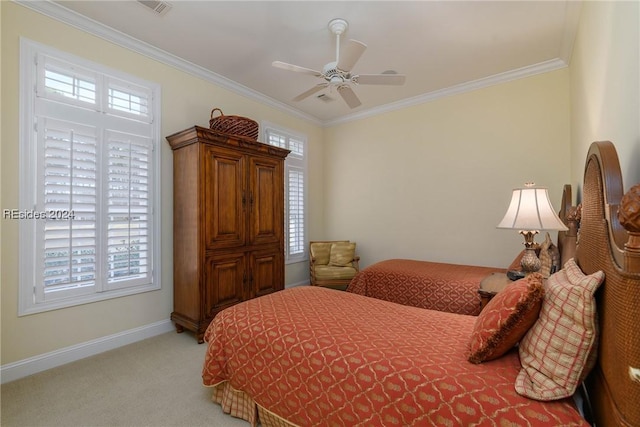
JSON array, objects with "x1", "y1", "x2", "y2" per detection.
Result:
[
  {"x1": 0, "y1": 2, "x2": 323, "y2": 364},
  {"x1": 569, "y1": 1, "x2": 640, "y2": 194},
  {"x1": 324, "y1": 70, "x2": 571, "y2": 269}
]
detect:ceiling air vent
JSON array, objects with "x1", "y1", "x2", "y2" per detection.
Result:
[{"x1": 137, "y1": 0, "x2": 172, "y2": 16}]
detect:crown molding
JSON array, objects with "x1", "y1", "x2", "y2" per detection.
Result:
[
  {"x1": 324, "y1": 58, "x2": 568, "y2": 127},
  {"x1": 14, "y1": 0, "x2": 323, "y2": 126},
  {"x1": 16, "y1": 0, "x2": 571, "y2": 129}
]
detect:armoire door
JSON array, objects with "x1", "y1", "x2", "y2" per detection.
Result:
[
  {"x1": 203, "y1": 145, "x2": 246, "y2": 250},
  {"x1": 248, "y1": 155, "x2": 284, "y2": 246},
  {"x1": 204, "y1": 252, "x2": 246, "y2": 318},
  {"x1": 249, "y1": 248, "x2": 283, "y2": 299}
]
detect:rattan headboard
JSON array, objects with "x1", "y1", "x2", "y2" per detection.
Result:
[{"x1": 576, "y1": 141, "x2": 640, "y2": 427}]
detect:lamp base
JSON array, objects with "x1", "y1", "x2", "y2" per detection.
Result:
[
  {"x1": 520, "y1": 247, "x2": 541, "y2": 275},
  {"x1": 519, "y1": 230, "x2": 541, "y2": 275}
]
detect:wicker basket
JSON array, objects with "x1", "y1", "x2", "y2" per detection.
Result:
[{"x1": 209, "y1": 108, "x2": 259, "y2": 140}]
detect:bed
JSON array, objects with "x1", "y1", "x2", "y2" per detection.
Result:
[
  {"x1": 346, "y1": 259, "x2": 502, "y2": 316},
  {"x1": 202, "y1": 141, "x2": 640, "y2": 426},
  {"x1": 346, "y1": 188, "x2": 575, "y2": 317}
]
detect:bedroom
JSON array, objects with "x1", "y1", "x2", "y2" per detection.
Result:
[{"x1": 0, "y1": 0, "x2": 638, "y2": 424}]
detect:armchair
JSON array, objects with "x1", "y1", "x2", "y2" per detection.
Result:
[{"x1": 309, "y1": 241, "x2": 360, "y2": 290}]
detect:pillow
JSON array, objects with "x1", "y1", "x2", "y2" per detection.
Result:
[
  {"x1": 328, "y1": 242, "x2": 356, "y2": 267},
  {"x1": 310, "y1": 242, "x2": 333, "y2": 265},
  {"x1": 515, "y1": 258, "x2": 604, "y2": 400},
  {"x1": 468, "y1": 273, "x2": 544, "y2": 364}
]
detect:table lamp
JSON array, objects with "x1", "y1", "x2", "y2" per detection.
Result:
[{"x1": 497, "y1": 182, "x2": 568, "y2": 275}]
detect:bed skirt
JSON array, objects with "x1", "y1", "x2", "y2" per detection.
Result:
[{"x1": 211, "y1": 381, "x2": 297, "y2": 427}]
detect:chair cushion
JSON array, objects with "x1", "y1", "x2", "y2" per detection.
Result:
[
  {"x1": 310, "y1": 242, "x2": 333, "y2": 265},
  {"x1": 329, "y1": 242, "x2": 356, "y2": 267},
  {"x1": 515, "y1": 258, "x2": 604, "y2": 400},
  {"x1": 314, "y1": 265, "x2": 358, "y2": 280},
  {"x1": 468, "y1": 273, "x2": 544, "y2": 364}
]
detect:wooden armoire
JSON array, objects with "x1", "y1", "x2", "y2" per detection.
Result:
[{"x1": 166, "y1": 126, "x2": 290, "y2": 343}]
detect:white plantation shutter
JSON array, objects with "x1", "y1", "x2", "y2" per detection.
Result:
[
  {"x1": 287, "y1": 166, "x2": 305, "y2": 256},
  {"x1": 264, "y1": 125, "x2": 307, "y2": 262},
  {"x1": 19, "y1": 40, "x2": 161, "y2": 315},
  {"x1": 37, "y1": 118, "x2": 98, "y2": 301},
  {"x1": 105, "y1": 131, "x2": 152, "y2": 288}
]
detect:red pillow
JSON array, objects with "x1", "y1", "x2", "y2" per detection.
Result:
[{"x1": 468, "y1": 273, "x2": 544, "y2": 364}]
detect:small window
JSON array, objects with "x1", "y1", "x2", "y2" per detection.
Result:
[
  {"x1": 39, "y1": 55, "x2": 98, "y2": 107},
  {"x1": 106, "y1": 76, "x2": 152, "y2": 120},
  {"x1": 19, "y1": 39, "x2": 161, "y2": 315}
]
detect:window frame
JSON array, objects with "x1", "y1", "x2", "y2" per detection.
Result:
[
  {"x1": 18, "y1": 38, "x2": 162, "y2": 316},
  {"x1": 262, "y1": 122, "x2": 308, "y2": 264}
]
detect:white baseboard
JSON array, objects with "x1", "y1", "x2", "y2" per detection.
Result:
[{"x1": 0, "y1": 319, "x2": 174, "y2": 384}]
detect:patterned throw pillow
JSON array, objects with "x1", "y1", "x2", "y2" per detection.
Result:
[
  {"x1": 328, "y1": 242, "x2": 356, "y2": 267},
  {"x1": 468, "y1": 273, "x2": 544, "y2": 364},
  {"x1": 515, "y1": 258, "x2": 604, "y2": 400}
]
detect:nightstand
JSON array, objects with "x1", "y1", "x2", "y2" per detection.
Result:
[{"x1": 478, "y1": 272, "x2": 513, "y2": 310}]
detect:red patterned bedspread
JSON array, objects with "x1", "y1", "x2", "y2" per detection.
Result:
[
  {"x1": 203, "y1": 287, "x2": 586, "y2": 426},
  {"x1": 347, "y1": 259, "x2": 504, "y2": 316}
]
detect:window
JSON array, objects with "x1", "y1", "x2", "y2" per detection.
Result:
[
  {"x1": 18, "y1": 39, "x2": 161, "y2": 315},
  {"x1": 263, "y1": 123, "x2": 307, "y2": 263}
]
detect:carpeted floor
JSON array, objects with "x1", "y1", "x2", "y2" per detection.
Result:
[{"x1": 1, "y1": 331, "x2": 248, "y2": 427}]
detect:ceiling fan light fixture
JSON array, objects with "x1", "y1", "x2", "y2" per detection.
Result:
[{"x1": 272, "y1": 17, "x2": 405, "y2": 109}]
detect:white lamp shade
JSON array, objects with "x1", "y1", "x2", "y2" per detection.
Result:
[{"x1": 497, "y1": 186, "x2": 568, "y2": 231}]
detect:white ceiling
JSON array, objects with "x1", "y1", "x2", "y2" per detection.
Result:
[{"x1": 41, "y1": 1, "x2": 581, "y2": 125}]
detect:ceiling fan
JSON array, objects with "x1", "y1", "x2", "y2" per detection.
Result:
[{"x1": 272, "y1": 18, "x2": 406, "y2": 109}]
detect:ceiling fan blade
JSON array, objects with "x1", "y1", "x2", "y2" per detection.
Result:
[
  {"x1": 337, "y1": 85, "x2": 362, "y2": 108},
  {"x1": 354, "y1": 74, "x2": 406, "y2": 85},
  {"x1": 337, "y1": 40, "x2": 367, "y2": 72},
  {"x1": 272, "y1": 61, "x2": 322, "y2": 77},
  {"x1": 292, "y1": 84, "x2": 328, "y2": 102}
]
